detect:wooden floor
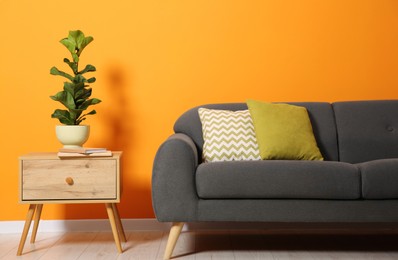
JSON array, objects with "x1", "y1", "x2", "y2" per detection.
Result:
[{"x1": 1, "y1": 230, "x2": 398, "y2": 259}]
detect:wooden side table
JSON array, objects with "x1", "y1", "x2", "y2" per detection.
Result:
[{"x1": 17, "y1": 152, "x2": 126, "y2": 256}]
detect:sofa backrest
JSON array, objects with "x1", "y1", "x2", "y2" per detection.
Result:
[
  {"x1": 174, "y1": 102, "x2": 339, "y2": 161},
  {"x1": 333, "y1": 100, "x2": 398, "y2": 163}
]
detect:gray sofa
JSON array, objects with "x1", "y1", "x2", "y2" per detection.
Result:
[{"x1": 152, "y1": 100, "x2": 398, "y2": 259}]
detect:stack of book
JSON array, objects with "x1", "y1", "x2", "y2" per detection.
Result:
[{"x1": 57, "y1": 147, "x2": 112, "y2": 158}]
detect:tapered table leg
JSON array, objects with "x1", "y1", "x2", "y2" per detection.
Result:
[
  {"x1": 30, "y1": 204, "x2": 43, "y2": 243},
  {"x1": 105, "y1": 203, "x2": 123, "y2": 253},
  {"x1": 17, "y1": 204, "x2": 36, "y2": 256},
  {"x1": 111, "y1": 203, "x2": 126, "y2": 242}
]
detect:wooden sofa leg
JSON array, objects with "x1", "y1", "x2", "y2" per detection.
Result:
[{"x1": 164, "y1": 222, "x2": 185, "y2": 260}]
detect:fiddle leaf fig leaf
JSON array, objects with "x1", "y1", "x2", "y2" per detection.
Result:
[
  {"x1": 51, "y1": 109, "x2": 75, "y2": 125},
  {"x1": 75, "y1": 87, "x2": 92, "y2": 101},
  {"x1": 64, "y1": 82, "x2": 85, "y2": 99},
  {"x1": 50, "y1": 90, "x2": 75, "y2": 109},
  {"x1": 86, "y1": 109, "x2": 97, "y2": 115},
  {"x1": 73, "y1": 74, "x2": 87, "y2": 84},
  {"x1": 79, "y1": 64, "x2": 96, "y2": 74},
  {"x1": 50, "y1": 67, "x2": 74, "y2": 81},
  {"x1": 79, "y1": 98, "x2": 101, "y2": 110},
  {"x1": 70, "y1": 30, "x2": 85, "y2": 48},
  {"x1": 72, "y1": 82, "x2": 86, "y2": 98},
  {"x1": 69, "y1": 108, "x2": 83, "y2": 121},
  {"x1": 60, "y1": 38, "x2": 76, "y2": 56},
  {"x1": 63, "y1": 82, "x2": 75, "y2": 96},
  {"x1": 77, "y1": 36, "x2": 93, "y2": 56},
  {"x1": 91, "y1": 98, "x2": 101, "y2": 104},
  {"x1": 87, "y1": 77, "x2": 96, "y2": 83}
]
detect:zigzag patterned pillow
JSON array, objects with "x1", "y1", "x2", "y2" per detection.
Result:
[{"x1": 198, "y1": 108, "x2": 261, "y2": 162}]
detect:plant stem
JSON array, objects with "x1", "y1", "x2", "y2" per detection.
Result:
[{"x1": 74, "y1": 61, "x2": 79, "y2": 75}]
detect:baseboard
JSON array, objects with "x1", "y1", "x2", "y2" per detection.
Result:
[
  {"x1": 2, "y1": 219, "x2": 398, "y2": 234},
  {"x1": 0, "y1": 218, "x2": 171, "y2": 234}
]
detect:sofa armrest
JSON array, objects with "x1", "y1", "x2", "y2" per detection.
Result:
[{"x1": 152, "y1": 133, "x2": 199, "y2": 222}]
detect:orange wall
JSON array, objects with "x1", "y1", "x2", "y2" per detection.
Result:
[{"x1": 1, "y1": 0, "x2": 398, "y2": 221}]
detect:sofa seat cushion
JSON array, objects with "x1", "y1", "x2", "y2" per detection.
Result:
[
  {"x1": 358, "y1": 159, "x2": 398, "y2": 199},
  {"x1": 196, "y1": 160, "x2": 360, "y2": 199}
]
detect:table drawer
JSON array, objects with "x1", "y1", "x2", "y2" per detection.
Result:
[{"x1": 22, "y1": 159, "x2": 117, "y2": 201}]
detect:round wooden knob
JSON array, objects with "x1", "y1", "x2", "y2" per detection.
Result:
[{"x1": 65, "y1": 177, "x2": 74, "y2": 185}]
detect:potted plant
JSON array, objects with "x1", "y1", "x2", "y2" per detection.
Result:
[{"x1": 50, "y1": 30, "x2": 101, "y2": 148}]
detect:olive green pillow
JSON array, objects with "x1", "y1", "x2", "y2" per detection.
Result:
[{"x1": 246, "y1": 100, "x2": 323, "y2": 160}]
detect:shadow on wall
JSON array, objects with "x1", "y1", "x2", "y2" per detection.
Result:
[
  {"x1": 99, "y1": 64, "x2": 133, "y2": 151},
  {"x1": 62, "y1": 63, "x2": 137, "y2": 220}
]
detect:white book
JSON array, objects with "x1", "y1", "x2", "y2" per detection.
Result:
[
  {"x1": 58, "y1": 147, "x2": 108, "y2": 154},
  {"x1": 57, "y1": 151, "x2": 113, "y2": 158}
]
